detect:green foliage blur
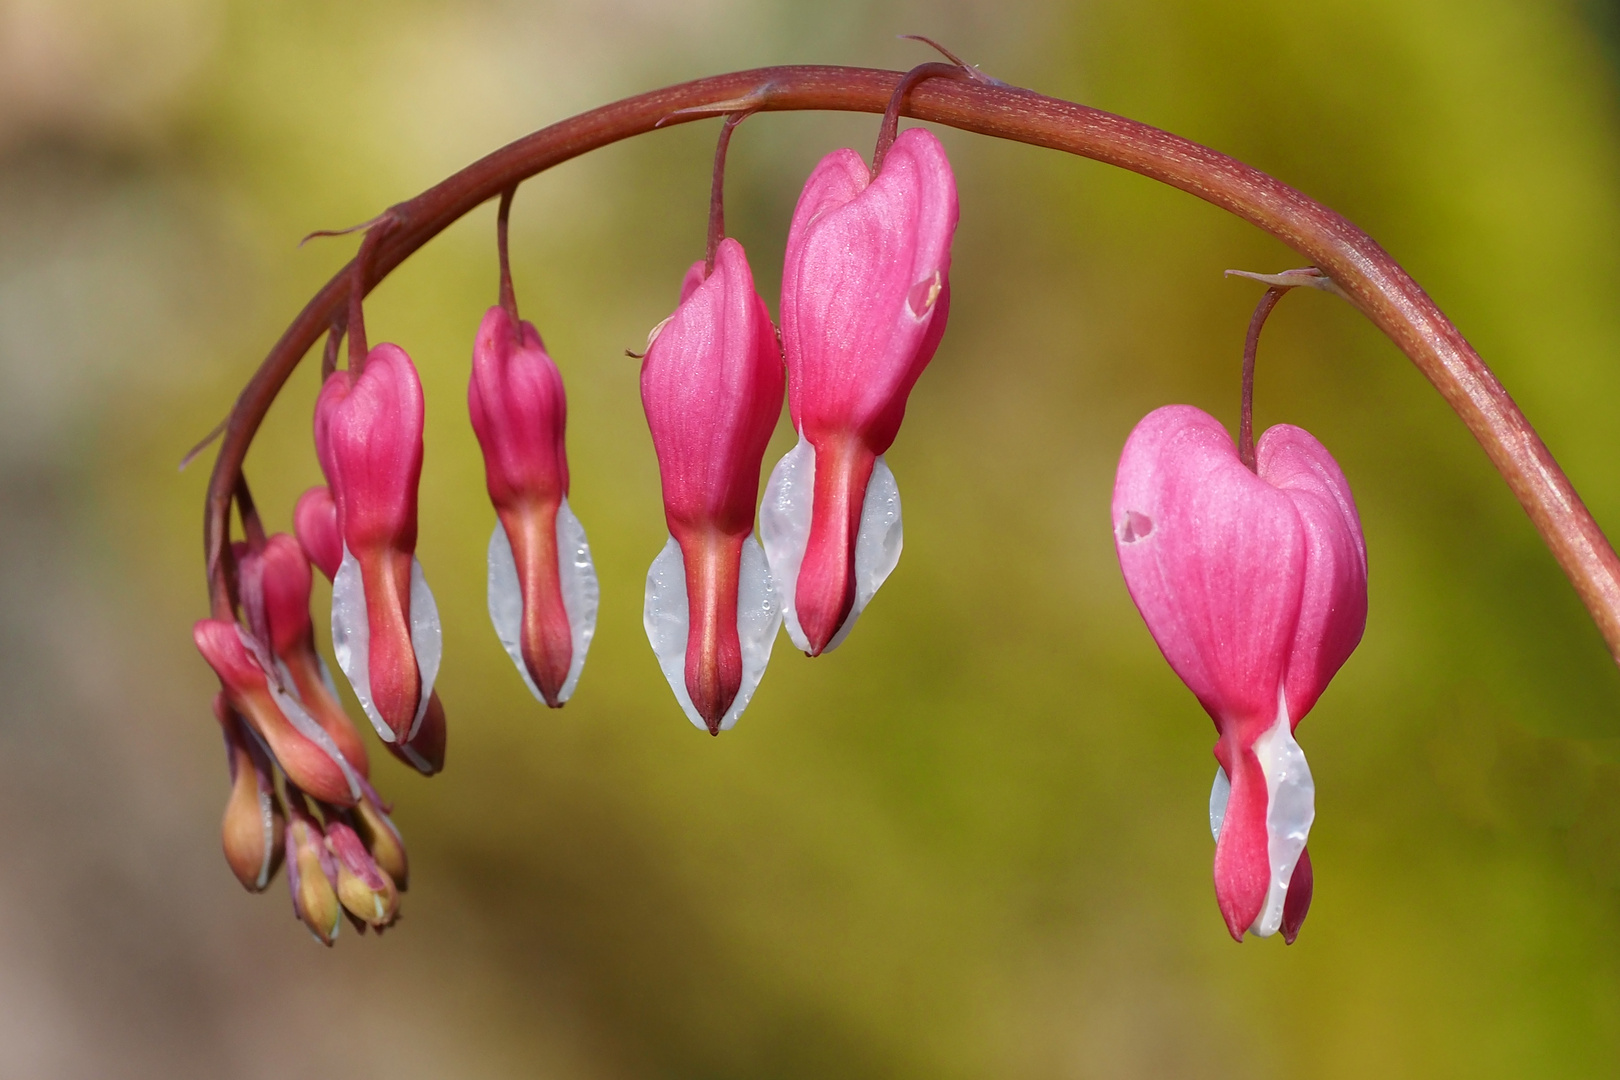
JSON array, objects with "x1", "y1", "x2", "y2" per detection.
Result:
[{"x1": 6, "y1": 0, "x2": 1620, "y2": 1075}]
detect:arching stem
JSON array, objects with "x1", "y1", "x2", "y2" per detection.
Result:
[
  {"x1": 201, "y1": 65, "x2": 1620, "y2": 666},
  {"x1": 872, "y1": 62, "x2": 976, "y2": 174},
  {"x1": 496, "y1": 186, "x2": 520, "y2": 333}
]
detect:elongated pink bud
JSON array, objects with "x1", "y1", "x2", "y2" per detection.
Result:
[
  {"x1": 641, "y1": 238, "x2": 783, "y2": 733},
  {"x1": 294, "y1": 486, "x2": 342, "y2": 580},
  {"x1": 194, "y1": 618, "x2": 360, "y2": 807},
  {"x1": 215, "y1": 694, "x2": 285, "y2": 892},
  {"x1": 316, "y1": 346, "x2": 441, "y2": 745},
  {"x1": 770, "y1": 127, "x2": 957, "y2": 655},
  {"x1": 1113, "y1": 405, "x2": 1366, "y2": 942},
  {"x1": 237, "y1": 535, "x2": 371, "y2": 777},
  {"x1": 470, "y1": 305, "x2": 597, "y2": 707}
]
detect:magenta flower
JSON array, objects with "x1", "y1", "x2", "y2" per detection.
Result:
[
  {"x1": 1112, "y1": 405, "x2": 1366, "y2": 942},
  {"x1": 640, "y1": 238, "x2": 784, "y2": 733},
  {"x1": 314, "y1": 346, "x2": 442, "y2": 747},
  {"x1": 762, "y1": 126, "x2": 957, "y2": 656},
  {"x1": 469, "y1": 304, "x2": 598, "y2": 707},
  {"x1": 293, "y1": 488, "x2": 446, "y2": 776}
]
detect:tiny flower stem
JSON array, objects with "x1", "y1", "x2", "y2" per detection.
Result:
[
  {"x1": 346, "y1": 221, "x2": 393, "y2": 373},
  {"x1": 872, "y1": 63, "x2": 976, "y2": 174},
  {"x1": 496, "y1": 186, "x2": 521, "y2": 333},
  {"x1": 705, "y1": 111, "x2": 754, "y2": 277},
  {"x1": 201, "y1": 66, "x2": 1620, "y2": 665},
  {"x1": 1238, "y1": 285, "x2": 1291, "y2": 472},
  {"x1": 235, "y1": 473, "x2": 266, "y2": 551},
  {"x1": 320, "y1": 316, "x2": 345, "y2": 382}
]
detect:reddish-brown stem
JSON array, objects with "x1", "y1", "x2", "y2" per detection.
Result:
[
  {"x1": 496, "y1": 186, "x2": 520, "y2": 330},
  {"x1": 201, "y1": 65, "x2": 1620, "y2": 665},
  {"x1": 1239, "y1": 286, "x2": 1290, "y2": 472},
  {"x1": 235, "y1": 474, "x2": 266, "y2": 551},
  {"x1": 346, "y1": 221, "x2": 392, "y2": 372},
  {"x1": 872, "y1": 62, "x2": 976, "y2": 173},
  {"x1": 320, "y1": 316, "x2": 344, "y2": 382},
  {"x1": 705, "y1": 111, "x2": 753, "y2": 276}
]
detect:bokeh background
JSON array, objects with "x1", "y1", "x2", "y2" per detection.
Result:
[{"x1": 4, "y1": 0, "x2": 1620, "y2": 1075}]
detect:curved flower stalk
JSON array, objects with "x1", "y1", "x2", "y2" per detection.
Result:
[
  {"x1": 294, "y1": 485, "x2": 445, "y2": 775},
  {"x1": 641, "y1": 239, "x2": 784, "y2": 733},
  {"x1": 468, "y1": 195, "x2": 598, "y2": 707},
  {"x1": 1112, "y1": 405, "x2": 1367, "y2": 942},
  {"x1": 315, "y1": 344, "x2": 443, "y2": 747},
  {"x1": 762, "y1": 126, "x2": 957, "y2": 656}
]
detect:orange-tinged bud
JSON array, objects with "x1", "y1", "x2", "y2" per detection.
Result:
[
  {"x1": 325, "y1": 814, "x2": 400, "y2": 929},
  {"x1": 284, "y1": 789, "x2": 342, "y2": 945},
  {"x1": 215, "y1": 695, "x2": 284, "y2": 892},
  {"x1": 353, "y1": 794, "x2": 409, "y2": 891}
]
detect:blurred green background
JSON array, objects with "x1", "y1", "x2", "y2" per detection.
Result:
[{"x1": 4, "y1": 0, "x2": 1620, "y2": 1075}]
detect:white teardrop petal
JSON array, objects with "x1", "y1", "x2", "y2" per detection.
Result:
[
  {"x1": 406, "y1": 557, "x2": 441, "y2": 740},
  {"x1": 487, "y1": 523, "x2": 543, "y2": 701},
  {"x1": 555, "y1": 496, "x2": 599, "y2": 703},
  {"x1": 1209, "y1": 766, "x2": 1230, "y2": 842},
  {"x1": 1249, "y1": 694, "x2": 1315, "y2": 938},
  {"x1": 760, "y1": 437, "x2": 815, "y2": 652},
  {"x1": 642, "y1": 532, "x2": 781, "y2": 732},
  {"x1": 760, "y1": 437, "x2": 904, "y2": 655},
  {"x1": 330, "y1": 545, "x2": 441, "y2": 744}
]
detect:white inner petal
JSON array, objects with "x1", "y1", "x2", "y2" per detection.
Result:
[
  {"x1": 642, "y1": 532, "x2": 781, "y2": 732},
  {"x1": 331, "y1": 546, "x2": 441, "y2": 743},
  {"x1": 759, "y1": 435, "x2": 904, "y2": 653},
  {"x1": 486, "y1": 497, "x2": 600, "y2": 705},
  {"x1": 1209, "y1": 766, "x2": 1230, "y2": 841},
  {"x1": 1250, "y1": 692, "x2": 1315, "y2": 938},
  {"x1": 235, "y1": 625, "x2": 363, "y2": 802}
]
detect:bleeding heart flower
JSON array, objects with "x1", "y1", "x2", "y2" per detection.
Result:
[
  {"x1": 293, "y1": 489, "x2": 446, "y2": 776},
  {"x1": 762, "y1": 126, "x2": 957, "y2": 656},
  {"x1": 324, "y1": 811, "x2": 400, "y2": 931},
  {"x1": 469, "y1": 304, "x2": 598, "y2": 707},
  {"x1": 283, "y1": 786, "x2": 343, "y2": 945},
  {"x1": 640, "y1": 238, "x2": 783, "y2": 734},
  {"x1": 315, "y1": 345, "x2": 442, "y2": 747},
  {"x1": 1112, "y1": 404, "x2": 1366, "y2": 943}
]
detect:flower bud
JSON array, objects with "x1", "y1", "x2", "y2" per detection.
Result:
[
  {"x1": 640, "y1": 238, "x2": 783, "y2": 733},
  {"x1": 215, "y1": 694, "x2": 284, "y2": 892},
  {"x1": 469, "y1": 305, "x2": 598, "y2": 707},
  {"x1": 315, "y1": 347, "x2": 443, "y2": 746},
  {"x1": 237, "y1": 535, "x2": 370, "y2": 776},
  {"x1": 284, "y1": 788, "x2": 342, "y2": 945},
  {"x1": 353, "y1": 794, "x2": 409, "y2": 891},
  {"x1": 194, "y1": 618, "x2": 361, "y2": 806},
  {"x1": 764, "y1": 127, "x2": 957, "y2": 655},
  {"x1": 1113, "y1": 405, "x2": 1366, "y2": 942},
  {"x1": 294, "y1": 486, "x2": 342, "y2": 581},
  {"x1": 324, "y1": 812, "x2": 400, "y2": 929}
]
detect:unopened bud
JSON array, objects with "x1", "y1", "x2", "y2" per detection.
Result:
[
  {"x1": 215, "y1": 695, "x2": 284, "y2": 892},
  {"x1": 284, "y1": 790, "x2": 342, "y2": 945},
  {"x1": 325, "y1": 813, "x2": 400, "y2": 929},
  {"x1": 353, "y1": 794, "x2": 409, "y2": 891}
]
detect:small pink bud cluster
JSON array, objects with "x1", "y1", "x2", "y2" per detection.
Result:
[
  {"x1": 1113, "y1": 405, "x2": 1367, "y2": 943},
  {"x1": 195, "y1": 520, "x2": 414, "y2": 943}
]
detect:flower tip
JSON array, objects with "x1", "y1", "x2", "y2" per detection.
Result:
[{"x1": 1281, "y1": 845, "x2": 1314, "y2": 945}]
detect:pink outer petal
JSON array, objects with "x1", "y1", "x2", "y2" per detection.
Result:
[
  {"x1": 640, "y1": 237, "x2": 783, "y2": 537},
  {"x1": 468, "y1": 305, "x2": 570, "y2": 509},
  {"x1": 1111, "y1": 405, "x2": 1306, "y2": 741},
  {"x1": 780, "y1": 127, "x2": 958, "y2": 454},
  {"x1": 294, "y1": 487, "x2": 342, "y2": 582},
  {"x1": 326, "y1": 344, "x2": 424, "y2": 555},
  {"x1": 1256, "y1": 425, "x2": 1368, "y2": 725}
]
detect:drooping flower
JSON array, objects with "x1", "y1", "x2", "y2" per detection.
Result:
[
  {"x1": 315, "y1": 345, "x2": 442, "y2": 747},
  {"x1": 293, "y1": 486, "x2": 446, "y2": 775},
  {"x1": 193, "y1": 617, "x2": 362, "y2": 807},
  {"x1": 641, "y1": 238, "x2": 784, "y2": 734},
  {"x1": 1112, "y1": 405, "x2": 1366, "y2": 942},
  {"x1": 762, "y1": 126, "x2": 957, "y2": 656},
  {"x1": 215, "y1": 693, "x2": 285, "y2": 892},
  {"x1": 323, "y1": 810, "x2": 400, "y2": 931},
  {"x1": 236, "y1": 534, "x2": 370, "y2": 776},
  {"x1": 469, "y1": 304, "x2": 598, "y2": 707}
]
